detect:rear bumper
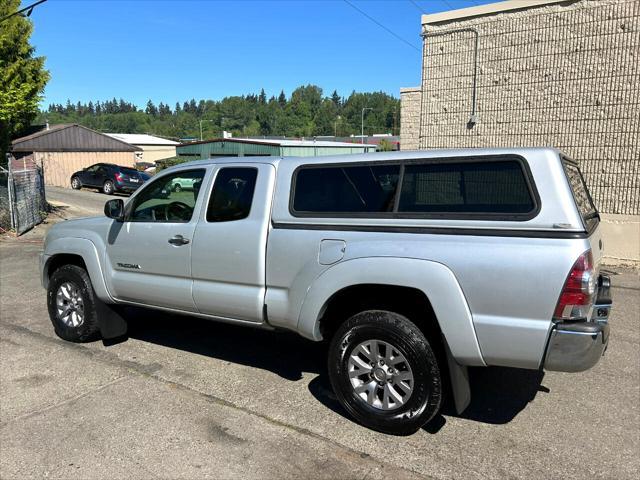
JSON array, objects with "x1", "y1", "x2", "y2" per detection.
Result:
[
  {"x1": 544, "y1": 321, "x2": 609, "y2": 372},
  {"x1": 544, "y1": 274, "x2": 612, "y2": 373},
  {"x1": 114, "y1": 182, "x2": 141, "y2": 193}
]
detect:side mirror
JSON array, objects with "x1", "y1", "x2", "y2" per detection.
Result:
[{"x1": 104, "y1": 199, "x2": 125, "y2": 221}]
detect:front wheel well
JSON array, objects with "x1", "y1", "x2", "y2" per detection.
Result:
[
  {"x1": 45, "y1": 254, "x2": 87, "y2": 287},
  {"x1": 318, "y1": 284, "x2": 443, "y2": 348}
]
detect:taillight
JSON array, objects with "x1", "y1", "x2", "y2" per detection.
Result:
[
  {"x1": 115, "y1": 173, "x2": 123, "y2": 182},
  {"x1": 553, "y1": 250, "x2": 596, "y2": 321}
]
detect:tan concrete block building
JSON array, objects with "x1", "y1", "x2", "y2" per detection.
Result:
[{"x1": 401, "y1": 0, "x2": 639, "y2": 265}]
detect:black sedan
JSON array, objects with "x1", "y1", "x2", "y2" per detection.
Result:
[{"x1": 70, "y1": 163, "x2": 147, "y2": 195}]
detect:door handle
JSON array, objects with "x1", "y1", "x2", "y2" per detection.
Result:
[{"x1": 168, "y1": 235, "x2": 190, "y2": 246}]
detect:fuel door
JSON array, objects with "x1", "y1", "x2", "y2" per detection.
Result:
[{"x1": 319, "y1": 239, "x2": 346, "y2": 265}]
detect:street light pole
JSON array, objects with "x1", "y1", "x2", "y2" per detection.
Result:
[
  {"x1": 334, "y1": 115, "x2": 341, "y2": 137},
  {"x1": 361, "y1": 108, "x2": 373, "y2": 144},
  {"x1": 199, "y1": 119, "x2": 215, "y2": 141}
]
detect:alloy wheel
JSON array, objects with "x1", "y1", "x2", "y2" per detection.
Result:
[
  {"x1": 55, "y1": 281, "x2": 85, "y2": 327},
  {"x1": 347, "y1": 339, "x2": 414, "y2": 411}
]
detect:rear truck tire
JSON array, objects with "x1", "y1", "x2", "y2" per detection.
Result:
[
  {"x1": 328, "y1": 310, "x2": 442, "y2": 435},
  {"x1": 47, "y1": 265, "x2": 101, "y2": 343},
  {"x1": 103, "y1": 180, "x2": 114, "y2": 195},
  {"x1": 71, "y1": 177, "x2": 81, "y2": 190},
  {"x1": 173, "y1": 183, "x2": 182, "y2": 192}
]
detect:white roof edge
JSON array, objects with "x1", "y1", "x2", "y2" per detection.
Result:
[
  {"x1": 105, "y1": 133, "x2": 180, "y2": 146},
  {"x1": 400, "y1": 86, "x2": 421, "y2": 93},
  {"x1": 422, "y1": 0, "x2": 571, "y2": 25}
]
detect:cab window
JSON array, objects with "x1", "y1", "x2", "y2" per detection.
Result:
[
  {"x1": 206, "y1": 168, "x2": 258, "y2": 222},
  {"x1": 127, "y1": 169, "x2": 205, "y2": 223}
]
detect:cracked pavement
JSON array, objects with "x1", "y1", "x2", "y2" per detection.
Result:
[{"x1": 0, "y1": 187, "x2": 638, "y2": 479}]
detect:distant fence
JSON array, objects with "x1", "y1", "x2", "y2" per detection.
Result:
[{"x1": 0, "y1": 154, "x2": 48, "y2": 235}]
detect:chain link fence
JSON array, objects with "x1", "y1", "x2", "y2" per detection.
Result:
[
  {"x1": 418, "y1": 0, "x2": 639, "y2": 215},
  {"x1": 0, "y1": 154, "x2": 48, "y2": 235}
]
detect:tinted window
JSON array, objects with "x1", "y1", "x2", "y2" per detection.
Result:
[
  {"x1": 562, "y1": 160, "x2": 598, "y2": 230},
  {"x1": 206, "y1": 168, "x2": 257, "y2": 222},
  {"x1": 128, "y1": 169, "x2": 205, "y2": 222},
  {"x1": 399, "y1": 161, "x2": 534, "y2": 214},
  {"x1": 293, "y1": 165, "x2": 400, "y2": 213}
]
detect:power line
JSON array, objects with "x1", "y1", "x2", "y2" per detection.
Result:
[
  {"x1": 439, "y1": 0, "x2": 456, "y2": 11},
  {"x1": 342, "y1": 0, "x2": 421, "y2": 52},
  {"x1": 408, "y1": 0, "x2": 427, "y2": 14},
  {"x1": 0, "y1": 0, "x2": 47, "y2": 24}
]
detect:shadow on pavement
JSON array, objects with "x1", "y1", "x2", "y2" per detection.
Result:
[
  {"x1": 308, "y1": 366, "x2": 548, "y2": 434},
  {"x1": 121, "y1": 306, "x2": 326, "y2": 381},
  {"x1": 116, "y1": 307, "x2": 548, "y2": 432}
]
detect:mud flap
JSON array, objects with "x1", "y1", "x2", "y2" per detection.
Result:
[
  {"x1": 445, "y1": 340, "x2": 471, "y2": 414},
  {"x1": 95, "y1": 297, "x2": 128, "y2": 340}
]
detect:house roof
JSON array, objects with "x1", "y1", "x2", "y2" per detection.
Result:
[
  {"x1": 179, "y1": 137, "x2": 375, "y2": 149},
  {"x1": 10, "y1": 124, "x2": 141, "y2": 152},
  {"x1": 105, "y1": 133, "x2": 180, "y2": 146}
]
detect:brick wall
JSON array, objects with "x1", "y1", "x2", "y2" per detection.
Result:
[{"x1": 401, "y1": 0, "x2": 639, "y2": 215}]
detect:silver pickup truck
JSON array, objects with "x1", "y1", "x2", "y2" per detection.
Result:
[{"x1": 40, "y1": 148, "x2": 612, "y2": 435}]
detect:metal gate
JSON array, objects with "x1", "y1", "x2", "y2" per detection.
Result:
[{"x1": 0, "y1": 154, "x2": 48, "y2": 235}]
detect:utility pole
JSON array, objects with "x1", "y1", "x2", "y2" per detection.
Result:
[
  {"x1": 334, "y1": 115, "x2": 341, "y2": 137},
  {"x1": 361, "y1": 108, "x2": 373, "y2": 144}
]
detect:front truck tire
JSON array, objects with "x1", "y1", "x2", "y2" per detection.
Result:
[
  {"x1": 47, "y1": 264, "x2": 101, "y2": 343},
  {"x1": 328, "y1": 310, "x2": 443, "y2": 435}
]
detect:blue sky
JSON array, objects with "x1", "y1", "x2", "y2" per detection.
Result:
[{"x1": 26, "y1": 0, "x2": 492, "y2": 107}]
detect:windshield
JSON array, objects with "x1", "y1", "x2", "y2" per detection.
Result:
[{"x1": 562, "y1": 157, "x2": 599, "y2": 232}]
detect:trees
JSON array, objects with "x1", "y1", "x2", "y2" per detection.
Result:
[
  {"x1": 0, "y1": 0, "x2": 50, "y2": 163},
  {"x1": 34, "y1": 85, "x2": 401, "y2": 141},
  {"x1": 145, "y1": 100, "x2": 158, "y2": 116}
]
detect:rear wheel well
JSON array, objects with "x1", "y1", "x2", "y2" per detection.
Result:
[
  {"x1": 319, "y1": 284, "x2": 443, "y2": 348},
  {"x1": 45, "y1": 254, "x2": 87, "y2": 286},
  {"x1": 318, "y1": 284, "x2": 453, "y2": 409}
]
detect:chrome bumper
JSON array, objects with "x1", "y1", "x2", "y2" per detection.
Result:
[
  {"x1": 544, "y1": 321, "x2": 609, "y2": 372},
  {"x1": 544, "y1": 274, "x2": 612, "y2": 373}
]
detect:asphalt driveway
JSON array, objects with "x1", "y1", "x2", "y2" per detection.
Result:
[{"x1": 1, "y1": 188, "x2": 638, "y2": 479}]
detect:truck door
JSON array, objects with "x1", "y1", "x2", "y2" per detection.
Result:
[
  {"x1": 104, "y1": 168, "x2": 208, "y2": 311},
  {"x1": 191, "y1": 163, "x2": 275, "y2": 323}
]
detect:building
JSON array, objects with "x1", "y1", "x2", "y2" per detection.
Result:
[
  {"x1": 105, "y1": 133, "x2": 180, "y2": 163},
  {"x1": 176, "y1": 137, "x2": 376, "y2": 159},
  {"x1": 401, "y1": 0, "x2": 639, "y2": 265},
  {"x1": 314, "y1": 135, "x2": 401, "y2": 151},
  {"x1": 9, "y1": 124, "x2": 140, "y2": 188}
]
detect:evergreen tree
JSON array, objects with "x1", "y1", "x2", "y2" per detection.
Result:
[
  {"x1": 331, "y1": 90, "x2": 341, "y2": 107},
  {"x1": 145, "y1": 100, "x2": 158, "y2": 116},
  {"x1": 0, "y1": 0, "x2": 50, "y2": 162},
  {"x1": 259, "y1": 88, "x2": 267, "y2": 104},
  {"x1": 278, "y1": 90, "x2": 287, "y2": 107}
]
